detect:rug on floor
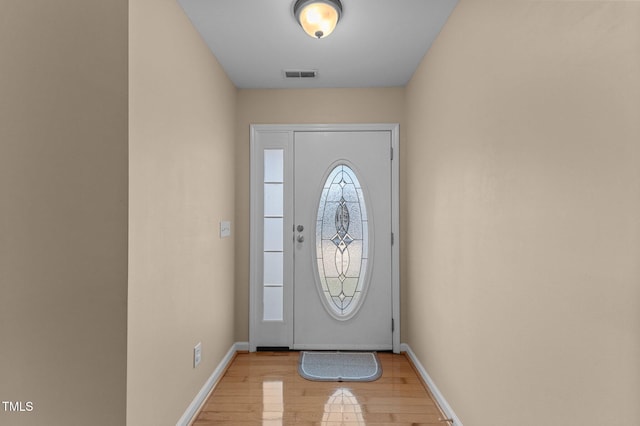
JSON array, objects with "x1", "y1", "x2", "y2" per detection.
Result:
[{"x1": 298, "y1": 351, "x2": 382, "y2": 382}]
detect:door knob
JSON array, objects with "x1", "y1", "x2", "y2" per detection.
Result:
[
  {"x1": 297, "y1": 235, "x2": 304, "y2": 243},
  {"x1": 297, "y1": 225, "x2": 304, "y2": 232}
]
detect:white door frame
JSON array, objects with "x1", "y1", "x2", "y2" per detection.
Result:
[{"x1": 249, "y1": 123, "x2": 400, "y2": 353}]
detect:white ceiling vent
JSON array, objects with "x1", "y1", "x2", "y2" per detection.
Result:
[{"x1": 284, "y1": 69, "x2": 318, "y2": 79}]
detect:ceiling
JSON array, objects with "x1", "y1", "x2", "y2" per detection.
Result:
[{"x1": 177, "y1": 0, "x2": 459, "y2": 89}]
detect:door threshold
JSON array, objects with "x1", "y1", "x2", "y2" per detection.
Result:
[{"x1": 256, "y1": 346, "x2": 291, "y2": 352}]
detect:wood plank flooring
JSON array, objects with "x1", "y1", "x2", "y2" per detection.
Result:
[{"x1": 192, "y1": 351, "x2": 449, "y2": 426}]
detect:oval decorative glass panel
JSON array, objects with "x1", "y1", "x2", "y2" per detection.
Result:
[{"x1": 315, "y1": 164, "x2": 369, "y2": 319}]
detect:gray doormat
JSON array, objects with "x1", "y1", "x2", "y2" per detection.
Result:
[{"x1": 298, "y1": 351, "x2": 382, "y2": 382}]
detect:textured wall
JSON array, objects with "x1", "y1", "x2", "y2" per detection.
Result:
[{"x1": 405, "y1": 1, "x2": 640, "y2": 425}]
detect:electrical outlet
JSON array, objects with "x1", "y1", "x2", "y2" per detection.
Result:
[{"x1": 194, "y1": 342, "x2": 202, "y2": 368}]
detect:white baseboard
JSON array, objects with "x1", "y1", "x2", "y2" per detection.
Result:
[
  {"x1": 401, "y1": 343, "x2": 463, "y2": 426},
  {"x1": 176, "y1": 341, "x2": 249, "y2": 426},
  {"x1": 234, "y1": 341, "x2": 250, "y2": 351}
]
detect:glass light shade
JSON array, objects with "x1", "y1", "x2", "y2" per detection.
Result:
[{"x1": 295, "y1": 0, "x2": 342, "y2": 39}]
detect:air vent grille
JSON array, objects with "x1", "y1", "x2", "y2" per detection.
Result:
[{"x1": 284, "y1": 69, "x2": 318, "y2": 79}]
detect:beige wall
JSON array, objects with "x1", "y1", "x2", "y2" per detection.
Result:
[
  {"x1": 0, "y1": 1, "x2": 128, "y2": 426},
  {"x1": 128, "y1": 0, "x2": 237, "y2": 424},
  {"x1": 234, "y1": 88, "x2": 406, "y2": 341},
  {"x1": 405, "y1": 1, "x2": 640, "y2": 425}
]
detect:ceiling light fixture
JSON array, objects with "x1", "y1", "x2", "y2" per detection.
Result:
[{"x1": 293, "y1": 0, "x2": 343, "y2": 39}]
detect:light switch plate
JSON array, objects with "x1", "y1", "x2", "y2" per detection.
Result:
[{"x1": 220, "y1": 221, "x2": 231, "y2": 238}]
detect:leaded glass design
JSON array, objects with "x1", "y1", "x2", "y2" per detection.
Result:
[{"x1": 316, "y1": 165, "x2": 369, "y2": 318}]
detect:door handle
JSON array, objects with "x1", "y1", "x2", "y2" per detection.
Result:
[
  {"x1": 297, "y1": 235, "x2": 304, "y2": 243},
  {"x1": 297, "y1": 225, "x2": 304, "y2": 232}
]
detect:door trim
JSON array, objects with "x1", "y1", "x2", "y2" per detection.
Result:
[{"x1": 249, "y1": 123, "x2": 400, "y2": 353}]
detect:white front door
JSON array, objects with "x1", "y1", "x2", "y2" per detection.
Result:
[
  {"x1": 249, "y1": 124, "x2": 399, "y2": 352},
  {"x1": 293, "y1": 131, "x2": 392, "y2": 350}
]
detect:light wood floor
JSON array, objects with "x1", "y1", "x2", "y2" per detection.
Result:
[{"x1": 192, "y1": 351, "x2": 450, "y2": 426}]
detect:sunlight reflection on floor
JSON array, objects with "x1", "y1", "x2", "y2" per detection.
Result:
[
  {"x1": 321, "y1": 387, "x2": 366, "y2": 425},
  {"x1": 262, "y1": 381, "x2": 284, "y2": 425}
]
